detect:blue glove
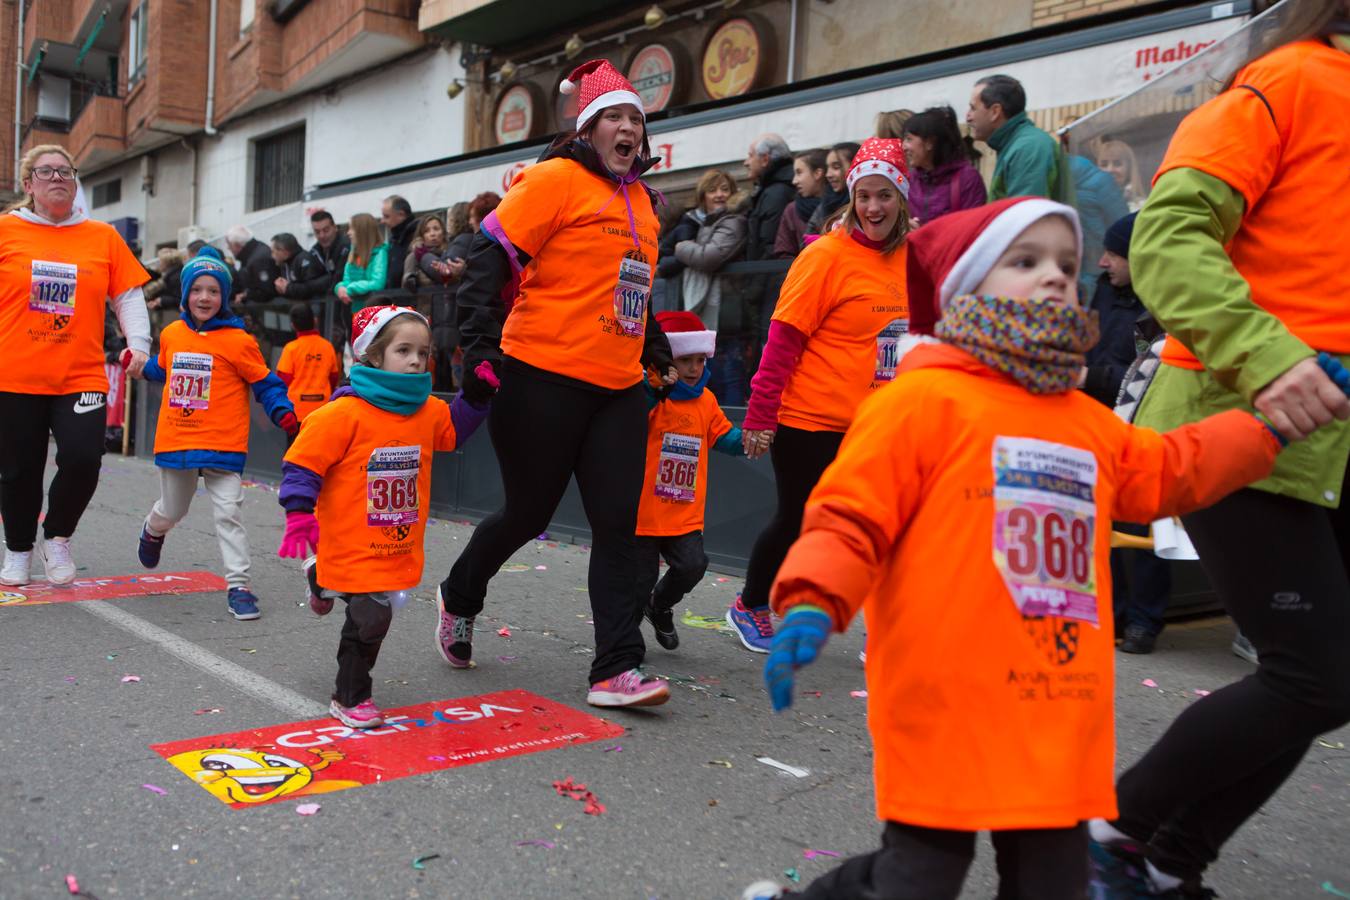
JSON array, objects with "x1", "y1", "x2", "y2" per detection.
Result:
[
  {"x1": 764, "y1": 605, "x2": 833, "y2": 713},
  {"x1": 1318, "y1": 352, "x2": 1350, "y2": 395}
]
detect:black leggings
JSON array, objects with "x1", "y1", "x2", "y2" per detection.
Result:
[
  {"x1": 0, "y1": 391, "x2": 107, "y2": 552},
  {"x1": 795, "y1": 820, "x2": 1088, "y2": 900},
  {"x1": 442, "y1": 360, "x2": 648, "y2": 684},
  {"x1": 741, "y1": 425, "x2": 845, "y2": 608},
  {"x1": 334, "y1": 594, "x2": 394, "y2": 707},
  {"x1": 1113, "y1": 472, "x2": 1350, "y2": 880}
]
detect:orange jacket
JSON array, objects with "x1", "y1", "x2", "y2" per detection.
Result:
[{"x1": 771, "y1": 343, "x2": 1279, "y2": 830}]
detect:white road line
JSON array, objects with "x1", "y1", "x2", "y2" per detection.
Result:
[{"x1": 79, "y1": 601, "x2": 327, "y2": 719}]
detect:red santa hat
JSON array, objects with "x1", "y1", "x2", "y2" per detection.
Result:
[
  {"x1": 657, "y1": 310, "x2": 715, "y2": 358},
  {"x1": 905, "y1": 197, "x2": 1082, "y2": 335},
  {"x1": 559, "y1": 59, "x2": 644, "y2": 132},
  {"x1": 351, "y1": 304, "x2": 429, "y2": 360},
  {"x1": 846, "y1": 137, "x2": 910, "y2": 200}
]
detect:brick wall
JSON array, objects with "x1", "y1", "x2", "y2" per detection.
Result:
[
  {"x1": 1032, "y1": 0, "x2": 1150, "y2": 26},
  {"x1": 1, "y1": 0, "x2": 17, "y2": 191}
]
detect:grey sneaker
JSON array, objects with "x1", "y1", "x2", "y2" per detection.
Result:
[{"x1": 1231, "y1": 630, "x2": 1259, "y2": 665}]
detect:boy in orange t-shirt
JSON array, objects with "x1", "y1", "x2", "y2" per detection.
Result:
[
  {"x1": 277, "y1": 305, "x2": 488, "y2": 729},
  {"x1": 133, "y1": 255, "x2": 298, "y2": 622},
  {"x1": 636, "y1": 311, "x2": 744, "y2": 650},
  {"x1": 276, "y1": 303, "x2": 339, "y2": 420},
  {"x1": 743, "y1": 199, "x2": 1292, "y2": 900}
]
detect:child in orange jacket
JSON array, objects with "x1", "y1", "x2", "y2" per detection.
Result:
[
  {"x1": 636, "y1": 311, "x2": 744, "y2": 650},
  {"x1": 276, "y1": 303, "x2": 339, "y2": 420},
  {"x1": 743, "y1": 199, "x2": 1293, "y2": 900},
  {"x1": 276, "y1": 305, "x2": 488, "y2": 729}
]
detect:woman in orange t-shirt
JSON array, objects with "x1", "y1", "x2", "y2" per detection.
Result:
[
  {"x1": 0, "y1": 144, "x2": 150, "y2": 587},
  {"x1": 728, "y1": 138, "x2": 911, "y2": 654},
  {"x1": 432, "y1": 60, "x2": 676, "y2": 709}
]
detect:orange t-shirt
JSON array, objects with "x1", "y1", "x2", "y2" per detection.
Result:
[
  {"x1": 0, "y1": 215, "x2": 149, "y2": 394},
  {"x1": 495, "y1": 158, "x2": 660, "y2": 390},
  {"x1": 636, "y1": 390, "x2": 734, "y2": 537},
  {"x1": 277, "y1": 332, "x2": 339, "y2": 420},
  {"x1": 153, "y1": 320, "x2": 272, "y2": 455},
  {"x1": 1155, "y1": 40, "x2": 1350, "y2": 369},
  {"x1": 772, "y1": 228, "x2": 909, "y2": 432},
  {"x1": 771, "y1": 343, "x2": 1279, "y2": 830},
  {"x1": 283, "y1": 395, "x2": 459, "y2": 594}
]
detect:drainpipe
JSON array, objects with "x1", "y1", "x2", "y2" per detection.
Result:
[
  {"x1": 204, "y1": 0, "x2": 218, "y2": 135},
  {"x1": 786, "y1": 0, "x2": 798, "y2": 84},
  {"x1": 13, "y1": 0, "x2": 24, "y2": 188},
  {"x1": 181, "y1": 137, "x2": 197, "y2": 229}
]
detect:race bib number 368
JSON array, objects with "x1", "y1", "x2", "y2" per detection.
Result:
[
  {"x1": 367, "y1": 445, "x2": 421, "y2": 527},
  {"x1": 991, "y1": 437, "x2": 1099, "y2": 625}
]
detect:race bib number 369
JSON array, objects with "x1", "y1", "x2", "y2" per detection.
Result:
[
  {"x1": 169, "y1": 352, "x2": 213, "y2": 410},
  {"x1": 991, "y1": 437, "x2": 1099, "y2": 625},
  {"x1": 367, "y1": 445, "x2": 421, "y2": 527},
  {"x1": 30, "y1": 260, "x2": 78, "y2": 315}
]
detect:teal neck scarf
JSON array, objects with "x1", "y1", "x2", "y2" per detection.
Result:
[{"x1": 349, "y1": 366, "x2": 432, "y2": 415}]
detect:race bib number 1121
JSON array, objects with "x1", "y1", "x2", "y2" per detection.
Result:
[{"x1": 991, "y1": 437, "x2": 1099, "y2": 625}]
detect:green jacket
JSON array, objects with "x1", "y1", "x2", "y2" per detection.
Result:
[
  {"x1": 987, "y1": 112, "x2": 1074, "y2": 204},
  {"x1": 338, "y1": 243, "x2": 389, "y2": 312},
  {"x1": 1132, "y1": 167, "x2": 1350, "y2": 508}
]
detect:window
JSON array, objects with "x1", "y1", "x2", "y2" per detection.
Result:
[
  {"x1": 128, "y1": 4, "x2": 148, "y2": 85},
  {"x1": 252, "y1": 127, "x2": 305, "y2": 211},
  {"x1": 92, "y1": 179, "x2": 122, "y2": 208},
  {"x1": 240, "y1": 0, "x2": 255, "y2": 33}
]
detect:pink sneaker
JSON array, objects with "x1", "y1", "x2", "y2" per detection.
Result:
[
  {"x1": 586, "y1": 669, "x2": 670, "y2": 708},
  {"x1": 434, "y1": 585, "x2": 474, "y2": 669},
  {"x1": 330, "y1": 697, "x2": 384, "y2": 729}
]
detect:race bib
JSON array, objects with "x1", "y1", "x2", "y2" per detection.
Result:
[
  {"x1": 991, "y1": 437, "x2": 1099, "y2": 625},
  {"x1": 30, "y1": 260, "x2": 77, "y2": 315},
  {"x1": 612, "y1": 250, "x2": 651, "y2": 337},
  {"x1": 168, "y1": 352, "x2": 213, "y2": 410},
  {"x1": 654, "y1": 433, "x2": 700, "y2": 503},
  {"x1": 874, "y1": 318, "x2": 908, "y2": 383},
  {"x1": 367, "y1": 445, "x2": 421, "y2": 527}
]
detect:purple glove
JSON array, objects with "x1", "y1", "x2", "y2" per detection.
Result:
[{"x1": 278, "y1": 511, "x2": 319, "y2": 559}]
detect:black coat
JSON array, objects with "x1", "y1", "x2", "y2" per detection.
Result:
[
  {"x1": 746, "y1": 157, "x2": 796, "y2": 261},
  {"x1": 280, "y1": 249, "x2": 331, "y2": 300},
  {"x1": 385, "y1": 216, "x2": 419, "y2": 291},
  {"x1": 1084, "y1": 274, "x2": 1161, "y2": 406},
  {"x1": 235, "y1": 238, "x2": 278, "y2": 305},
  {"x1": 657, "y1": 209, "x2": 700, "y2": 278},
  {"x1": 310, "y1": 235, "x2": 351, "y2": 296}
]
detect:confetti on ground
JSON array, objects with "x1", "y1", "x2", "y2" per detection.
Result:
[
  {"x1": 803, "y1": 849, "x2": 840, "y2": 860},
  {"x1": 849, "y1": 690, "x2": 868, "y2": 698},
  {"x1": 497, "y1": 627, "x2": 512, "y2": 638},
  {"x1": 515, "y1": 840, "x2": 556, "y2": 849},
  {"x1": 295, "y1": 803, "x2": 321, "y2": 816},
  {"x1": 681, "y1": 611, "x2": 733, "y2": 633},
  {"x1": 602, "y1": 745, "x2": 622, "y2": 753},
  {"x1": 804, "y1": 690, "x2": 822, "y2": 697},
  {"x1": 785, "y1": 868, "x2": 801, "y2": 883},
  {"x1": 757, "y1": 757, "x2": 810, "y2": 778},
  {"x1": 1140, "y1": 679, "x2": 1159, "y2": 689},
  {"x1": 535, "y1": 565, "x2": 548, "y2": 570},
  {"x1": 1318, "y1": 739, "x2": 1346, "y2": 750},
  {"x1": 552, "y1": 776, "x2": 606, "y2": 816},
  {"x1": 106, "y1": 654, "x2": 117, "y2": 660},
  {"x1": 497, "y1": 655, "x2": 518, "y2": 662},
  {"x1": 499, "y1": 564, "x2": 530, "y2": 573},
  {"x1": 141, "y1": 784, "x2": 167, "y2": 795},
  {"x1": 1322, "y1": 882, "x2": 1350, "y2": 899},
  {"x1": 194, "y1": 707, "x2": 222, "y2": 715},
  {"x1": 240, "y1": 648, "x2": 257, "y2": 654},
  {"x1": 120, "y1": 675, "x2": 141, "y2": 683},
  {"x1": 64, "y1": 676, "x2": 77, "y2": 683},
  {"x1": 65, "y1": 874, "x2": 80, "y2": 894},
  {"x1": 1192, "y1": 689, "x2": 1211, "y2": 697},
  {"x1": 707, "y1": 760, "x2": 733, "y2": 768},
  {"x1": 412, "y1": 854, "x2": 440, "y2": 869}
]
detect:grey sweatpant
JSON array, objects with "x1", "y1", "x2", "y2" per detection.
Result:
[{"x1": 146, "y1": 467, "x2": 250, "y2": 589}]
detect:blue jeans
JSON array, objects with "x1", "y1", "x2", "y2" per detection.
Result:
[{"x1": 707, "y1": 336, "x2": 747, "y2": 406}]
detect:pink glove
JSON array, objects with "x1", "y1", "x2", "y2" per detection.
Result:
[{"x1": 278, "y1": 511, "x2": 319, "y2": 559}]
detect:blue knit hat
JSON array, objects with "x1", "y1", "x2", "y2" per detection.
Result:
[
  {"x1": 1103, "y1": 212, "x2": 1138, "y2": 259},
  {"x1": 180, "y1": 254, "x2": 233, "y2": 307},
  {"x1": 195, "y1": 245, "x2": 226, "y2": 262}
]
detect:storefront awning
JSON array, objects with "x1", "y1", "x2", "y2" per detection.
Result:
[{"x1": 420, "y1": 0, "x2": 627, "y2": 47}]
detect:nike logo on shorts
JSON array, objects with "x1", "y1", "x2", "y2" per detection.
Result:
[{"x1": 72, "y1": 392, "x2": 106, "y2": 415}]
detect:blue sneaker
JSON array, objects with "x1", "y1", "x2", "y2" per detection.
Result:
[
  {"x1": 727, "y1": 597, "x2": 774, "y2": 653},
  {"x1": 137, "y1": 522, "x2": 164, "y2": 569},
  {"x1": 1088, "y1": 838, "x2": 1216, "y2": 899},
  {"x1": 227, "y1": 587, "x2": 261, "y2": 621}
]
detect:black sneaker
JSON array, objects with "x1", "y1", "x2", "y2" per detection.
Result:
[
  {"x1": 1118, "y1": 623, "x2": 1156, "y2": 655},
  {"x1": 645, "y1": 602, "x2": 679, "y2": 650}
]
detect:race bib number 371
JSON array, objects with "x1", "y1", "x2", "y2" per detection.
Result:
[
  {"x1": 30, "y1": 260, "x2": 78, "y2": 315},
  {"x1": 169, "y1": 352, "x2": 213, "y2": 410},
  {"x1": 991, "y1": 437, "x2": 1100, "y2": 625},
  {"x1": 367, "y1": 445, "x2": 421, "y2": 527}
]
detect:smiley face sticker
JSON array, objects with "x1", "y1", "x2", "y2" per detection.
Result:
[{"x1": 165, "y1": 746, "x2": 359, "y2": 806}]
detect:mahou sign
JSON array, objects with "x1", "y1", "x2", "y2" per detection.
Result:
[
  {"x1": 494, "y1": 84, "x2": 536, "y2": 144},
  {"x1": 702, "y1": 18, "x2": 761, "y2": 100},
  {"x1": 628, "y1": 44, "x2": 678, "y2": 112}
]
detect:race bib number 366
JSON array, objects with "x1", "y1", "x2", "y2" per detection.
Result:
[
  {"x1": 367, "y1": 445, "x2": 421, "y2": 527},
  {"x1": 613, "y1": 251, "x2": 651, "y2": 337},
  {"x1": 30, "y1": 260, "x2": 78, "y2": 315},
  {"x1": 169, "y1": 352, "x2": 213, "y2": 410},
  {"x1": 654, "y1": 433, "x2": 700, "y2": 503},
  {"x1": 991, "y1": 437, "x2": 1099, "y2": 625}
]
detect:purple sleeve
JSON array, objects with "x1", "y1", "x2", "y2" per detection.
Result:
[
  {"x1": 958, "y1": 166, "x2": 988, "y2": 212},
  {"x1": 743, "y1": 320, "x2": 809, "y2": 431},
  {"x1": 449, "y1": 393, "x2": 490, "y2": 445},
  {"x1": 279, "y1": 461, "x2": 323, "y2": 513}
]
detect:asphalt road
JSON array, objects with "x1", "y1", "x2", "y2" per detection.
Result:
[{"x1": 0, "y1": 453, "x2": 1345, "y2": 899}]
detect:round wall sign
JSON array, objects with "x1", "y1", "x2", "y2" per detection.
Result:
[
  {"x1": 494, "y1": 84, "x2": 537, "y2": 144},
  {"x1": 627, "y1": 43, "x2": 680, "y2": 112},
  {"x1": 701, "y1": 17, "x2": 762, "y2": 101}
]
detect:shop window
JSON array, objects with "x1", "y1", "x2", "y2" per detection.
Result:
[
  {"x1": 92, "y1": 179, "x2": 122, "y2": 208},
  {"x1": 252, "y1": 127, "x2": 305, "y2": 211}
]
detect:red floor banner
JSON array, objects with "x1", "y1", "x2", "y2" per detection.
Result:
[
  {"x1": 0, "y1": 571, "x2": 228, "y2": 607},
  {"x1": 151, "y1": 689, "x2": 626, "y2": 808}
]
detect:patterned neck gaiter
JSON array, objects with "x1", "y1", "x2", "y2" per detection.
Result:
[{"x1": 935, "y1": 294, "x2": 1100, "y2": 394}]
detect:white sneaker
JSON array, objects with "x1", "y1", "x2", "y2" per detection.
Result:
[
  {"x1": 38, "y1": 537, "x2": 76, "y2": 585},
  {"x1": 0, "y1": 549, "x2": 32, "y2": 586}
]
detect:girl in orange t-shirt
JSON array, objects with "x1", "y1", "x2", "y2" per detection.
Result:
[
  {"x1": 729, "y1": 138, "x2": 911, "y2": 654},
  {"x1": 431, "y1": 60, "x2": 677, "y2": 709},
  {"x1": 741, "y1": 199, "x2": 1294, "y2": 900},
  {"x1": 277, "y1": 306, "x2": 488, "y2": 729}
]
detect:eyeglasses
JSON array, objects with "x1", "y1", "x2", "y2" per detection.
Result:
[{"x1": 31, "y1": 165, "x2": 78, "y2": 182}]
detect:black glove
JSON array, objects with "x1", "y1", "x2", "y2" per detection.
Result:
[{"x1": 462, "y1": 358, "x2": 500, "y2": 407}]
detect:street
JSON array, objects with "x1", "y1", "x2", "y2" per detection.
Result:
[{"x1": 0, "y1": 453, "x2": 1346, "y2": 900}]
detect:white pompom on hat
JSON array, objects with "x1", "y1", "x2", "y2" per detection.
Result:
[
  {"x1": 560, "y1": 59, "x2": 644, "y2": 132},
  {"x1": 351, "y1": 304, "x2": 429, "y2": 361}
]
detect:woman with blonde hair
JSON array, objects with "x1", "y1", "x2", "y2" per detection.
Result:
[
  {"x1": 0, "y1": 144, "x2": 151, "y2": 585},
  {"x1": 335, "y1": 212, "x2": 388, "y2": 313},
  {"x1": 874, "y1": 108, "x2": 915, "y2": 139},
  {"x1": 1096, "y1": 138, "x2": 1147, "y2": 211}
]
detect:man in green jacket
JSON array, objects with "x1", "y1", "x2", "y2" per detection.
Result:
[{"x1": 967, "y1": 74, "x2": 1074, "y2": 203}]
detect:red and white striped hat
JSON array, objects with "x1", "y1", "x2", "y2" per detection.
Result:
[
  {"x1": 846, "y1": 137, "x2": 910, "y2": 200},
  {"x1": 351, "y1": 304, "x2": 429, "y2": 360},
  {"x1": 560, "y1": 59, "x2": 644, "y2": 132}
]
